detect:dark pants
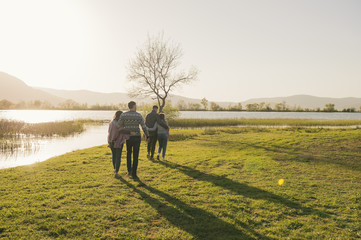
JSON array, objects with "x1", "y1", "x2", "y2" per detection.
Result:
[
  {"x1": 126, "y1": 136, "x2": 141, "y2": 177},
  {"x1": 157, "y1": 133, "x2": 168, "y2": 158},
  {"x1": 110, "y1": 144, "x2": 123, "y2": 173},
  {"x1": 147, "y1": 132, "x2": 158, "y2": 158}
]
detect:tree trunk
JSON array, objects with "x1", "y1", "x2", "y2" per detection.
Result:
[
  {"x1": 159, "y1": 98, "x2": 166, "y2": 112},
  {"x1": 157, "y1": 97, "x2": 161, "y2": 110}
]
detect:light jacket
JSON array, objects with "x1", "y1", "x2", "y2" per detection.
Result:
[
  {"x1": 148, "y1": 120, "x2": 169, "y2": 137},
  {"x1": 108, "y1": 119, "x2": 130, "y2": 148}
]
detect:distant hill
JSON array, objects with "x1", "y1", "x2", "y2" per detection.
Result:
[
  {"x1": 0, "y1": 72, "x2": 65, "y2": 105},
  {"x1": 37, "y1": 88, "x2": 235, "y2": 107},
  {"x1": 1, "y1": 72, "x2": 361, "y2": 110},
  {"x1": 243, "y1": 95, "x2": 361, "y2": 110},
  {"x1": 37, "y1": 88, "x2": 138, "y2": 106}
]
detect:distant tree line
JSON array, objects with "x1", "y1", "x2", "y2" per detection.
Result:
[
  {"x1": 177, "y1": 98, "x2": 243, "y2": 111},
  {"x1": 176, "y1": 98, "x2": 361, "y2": 113},
  {"x1": 242, "y1": 102, "x2": 360, "y2": 113},
  {"x1": 1, "y1": 98, "x2": 360, "y2": 113},
  {"x1": 0, "y1": 99, "x2": 127, "y2": 111}
]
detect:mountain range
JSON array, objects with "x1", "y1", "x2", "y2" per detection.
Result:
[
  {"x1": 0, "y1": 72, "x2": 64, "y2": 105},
  {"x1": 1, "y1": 72, "x2": 361, "y2": 110}
]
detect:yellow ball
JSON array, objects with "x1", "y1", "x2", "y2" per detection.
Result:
[{"x1": 278, "y1": 179, "x2": 285, "y2": 185}]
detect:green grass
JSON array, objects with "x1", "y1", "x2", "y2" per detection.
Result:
[
  {"x1": 169, "y1": 118, "x2": 361, "y2": 128},
  {"x1": 0, "y1": 128, "x2": 361, "y2": 239}
]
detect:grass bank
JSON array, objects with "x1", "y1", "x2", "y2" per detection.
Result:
[
  {"x1": 169, "y1": 118, "x2": 361, "y2": 128},
  {"x1": 0, "y1": 119, "x2": 105, "y2": 137},
  {"x1": 0, "y1": 119, "x2": 105, "y2": 151},
  {"x1": 0, "y1": 128, "x2": 361, "y2": 239}
]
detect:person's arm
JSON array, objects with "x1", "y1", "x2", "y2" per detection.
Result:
[
  {"x1": 147, "y1": 122, "x2": 157, "y2": 132},
  {"x1": 166, "y1": 121, "x2": 170, "y2": 138},
  {"x1": 118, "y1": 128, "x2": 131, "y2": 134},
  {"x1": 139, "y1": 115, "x2": 149, "y2": 137},
  {"x1": 107, "y1": 123, "x2": 112, "y2": 144},
  {"x1": 108, "y1": 122, "x2": 117, "y2": 147},
  {"x1": 156, "y1": 115, "x2": 169, "y2": 129},
  {"x1": 145, "y1": 114, "x2": 151, "y2": 128},
  {"x1": 108, "y1": 122, "x2": 112, "y2": 134}
]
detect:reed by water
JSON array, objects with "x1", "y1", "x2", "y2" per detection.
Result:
[
  {"x1": 0, "y1": 119, "x2": 103, "y2": 151},
  {"x1": 0, "y1": 119, "x2": 106, "y2": 137}
]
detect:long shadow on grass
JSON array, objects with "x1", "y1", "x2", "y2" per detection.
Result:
[
  {"x1": 158, "y1": 161, "x2": 328, "y2": 218},
  {"x1": 215, "y1": 129, "x2": 361, "y2": 171},
  {"x1": 119, "y1": 178, "x2": 272, "y2": 240},
  {"x1": 238, "y1": 140, "x2": 361, "y2": 172}
]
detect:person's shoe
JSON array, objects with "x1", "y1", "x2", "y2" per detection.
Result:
[
  {"x1": 150, "y1": 156, "x2": 154, "y2": 161},
  {"x1": 156, "y1": 155, "x2": 160, "y2": 160},
  {"x1": 147, "y1": 153, "x2": 150, "y2": 159},
  {"x1": 125, "y1": 172, "x2": 132, "y2": 178},
  {"x1": 114, "y1": 173, "x2": 121, "y2": 179},
  {"x1": 162, "y1": 158, "x2": 165, "y2": 161}
]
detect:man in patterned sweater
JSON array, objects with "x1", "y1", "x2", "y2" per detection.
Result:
[{"x1": 116, "y1": 101, "x2": 149, "y2": 179}]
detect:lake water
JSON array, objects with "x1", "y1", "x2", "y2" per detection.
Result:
[
  {"x1": 1, "y1": 109, "x2": 361, "y2": 123},
  {"x1": 0, "y1": 125, "x2": 108, "y2": 169},
  {"x1": 1, "y1": 110, "x2": 361, "y2": 169}
]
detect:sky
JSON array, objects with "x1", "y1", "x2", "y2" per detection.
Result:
[{"x1": 0, "y1": 0, "x2": 360, "y2": 102}]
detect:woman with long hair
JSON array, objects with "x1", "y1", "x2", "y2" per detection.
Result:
[
  {"x1": 148, "y1": 113, "x2": 169, "y2": 161},
  {"x1": 108, "y1": 111, "x2": 131, "y2": 178}
]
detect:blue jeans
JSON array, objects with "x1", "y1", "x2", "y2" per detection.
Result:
[
  {"x1": 110, "y1": 144, "x2": 123, "y2": 173},
  {"x1": 126, "y1": 136, "x2": 141, "y2": 177},
  {"x1": 157, "y1": 133, "x2": 168, "y2": 158}
]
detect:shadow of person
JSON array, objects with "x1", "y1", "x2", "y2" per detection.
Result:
[
  {"x1": 119, "y1": 178, "x2": 272, "y2": 240},
  {"x1": 158, "y1": 160, "x2": 329, "y2": 218},
  {"x1": 239, "y1": 139, "x2": 361, "y2": 172}
]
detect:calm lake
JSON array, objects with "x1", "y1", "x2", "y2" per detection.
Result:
[
  {"x1": 1, "y1": 110, "x2": 361, "y2": 169},
  {"x1": 2, "y1": 110, "x2": 361, "y2": 123}
]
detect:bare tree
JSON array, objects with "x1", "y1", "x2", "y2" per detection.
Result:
[{"x1": 127, "y1": 34, "x2": 198, "y2": 112}]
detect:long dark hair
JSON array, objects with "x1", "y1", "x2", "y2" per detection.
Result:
[
  {"x1": 113, "y1": 111, "x2": 123, "y2": 120},
  {"x1": 159, "y1": 113, "x2": 165, "y2": 120}
]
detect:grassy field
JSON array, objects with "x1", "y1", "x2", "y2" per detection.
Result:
[
  {"x1": 169, "y1": 118, "x2": 361, "y2": 128},
  {"x1": 0, "y1": 127, "x2": 360, "y2": 239}
]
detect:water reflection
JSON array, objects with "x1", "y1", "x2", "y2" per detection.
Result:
[
  {"x1": 1, "y1": 110, "x2": 361, "y2": 123},
  {"x1": 0, "y1": 124, "x2": 108, "y2": 169},
  {"x1": 0, "y1": 110, "x2": 116, "y2": 123}
]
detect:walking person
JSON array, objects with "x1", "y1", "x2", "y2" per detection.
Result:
[
  {"x1": 145, "y1": 105, "x2": 169, "y2": 160},
  {"x1": 148, "y1": 113, "x2": 169, "y2": 161},
  {"x1": 107, "y1": 111, "x2": 132, "y2": 179},
  {"x1": 116, "y1": 101, "x2": 149, "y2": 180}
]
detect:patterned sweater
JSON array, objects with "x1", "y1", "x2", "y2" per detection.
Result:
[{"x1": 116, "y1": 111, "x2": 149, "y2": 137}]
